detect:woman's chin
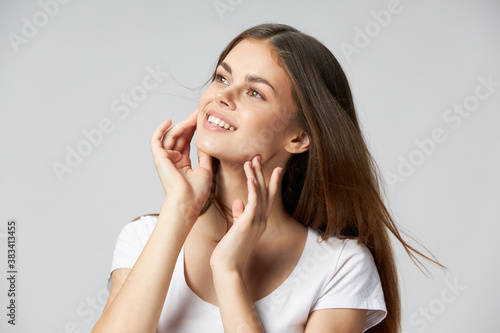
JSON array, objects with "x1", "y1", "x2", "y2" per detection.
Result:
[
  {"x1": 195, "y1": 136, "x2": 216, "y2": 156},
  {"x1": 196, "y1": 146, "x2": 248, "y2": 165},
  {"x1": 195, "y1": 136, "x2": 259, "y2": 165},
  {"x1": 201, "y1": 150, "x2": 247, "y2": 165}
]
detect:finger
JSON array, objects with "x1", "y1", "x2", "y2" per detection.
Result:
[
  {"x1": 151, "y1": 118, "x2": 173, "y2": 156},
  {"x1": 171, "y1": 129, "x2": 193, "y2": 156},
  {"x1": 244, "y1": 161, "x2": 258, "y2": 213},
  {"x1": 164, "y1": 122, "x2": 194, "y2": 151},
  {"x1": 172, "y1": 110, "x2": 198, "y2": 152},
  {"x1": 232, "y1": 198, "x2": 245, "y2": 220},
  {"x1": 198, "y1": 149, "x2": 213, "y2": 173},
  {"x1": 189, "y1": 109, "x2": 199, "y2": 120},
  {"x1": 266, "y1": 167, "x2": 282, "y2": 217},
  {"x1": 164, "y1": 150, "x2": 182, "y2": 164},
  {"x1": 155, "y1": 152, "x2": 180, "y2": 181},
  {"x1": 178, "y1": 110, "x2": 199, "y2": 154},
  {"x1": 153, "y1": 118, "x2": 173, "y2": 143},
  {"x1": 251, "y1": 155, "x2": 267, "y2": 213},
  {"x1": 163, "y1": 111, "x2": 198, "y2": 150}
]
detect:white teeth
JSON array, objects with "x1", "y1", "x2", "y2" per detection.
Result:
[{"x1": 207, "y1": 114, "x2": 235, "y2": 131}]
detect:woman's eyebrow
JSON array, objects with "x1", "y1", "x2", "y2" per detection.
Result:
[
  {"x1": 219, "y1": 61, "x2": 275, "y2": 92},
  {"x1": 245, "y1": 75, "x2": 275, "y2": 92},
  {"x1": 220, "y1": 61, "x2": 232, "y2": 74}
]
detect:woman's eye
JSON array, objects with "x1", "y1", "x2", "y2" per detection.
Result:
[
  {"x1": 215, "y1": 74, "x2": 228, "y2": 84},
  {"x1": 249, "y1": 89, "x2": 263, "y2": 99}
]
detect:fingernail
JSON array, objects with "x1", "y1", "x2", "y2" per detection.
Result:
[{"x1": 257, "y1": 155, "x2": 261, "y2": 163}]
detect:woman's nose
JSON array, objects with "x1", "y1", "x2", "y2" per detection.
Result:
[{"x1": 215, "y1": 90, "x2": 236, "y2": 110}]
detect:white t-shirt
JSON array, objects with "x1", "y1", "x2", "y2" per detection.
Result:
[{"x1": 108, "y1": 215, "x2": 387, "y2": 332}]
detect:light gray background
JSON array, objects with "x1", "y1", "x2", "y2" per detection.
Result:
[{"x1": 1, "y1": 0, "x2": 499, "y2": 332}]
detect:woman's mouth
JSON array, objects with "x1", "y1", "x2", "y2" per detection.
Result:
[{"x1": 206, "y1": 114, "x2": 235, "y2": 131}]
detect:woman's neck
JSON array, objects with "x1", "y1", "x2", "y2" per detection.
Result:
[{"x1": 210, "y1": 159, "x2": 295, "y2": 234}]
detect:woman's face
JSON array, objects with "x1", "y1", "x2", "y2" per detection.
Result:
[{"x1": 195, "y1": 39, "x2": 299, "y2": 166}]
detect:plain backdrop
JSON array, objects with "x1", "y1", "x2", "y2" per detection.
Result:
[{"x1": 1, "y1": 0, "x2": 499, "y2": 332}]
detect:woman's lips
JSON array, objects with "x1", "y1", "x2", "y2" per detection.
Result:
[
  {"x1": 203, "y1": 114, "x2": 235, "y2": 132},
  {"x1": 203, "y1": 110, "x2": 236, "y2": 132}
]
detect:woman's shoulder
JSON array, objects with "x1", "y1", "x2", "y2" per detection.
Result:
[
  {"x1": 306, "y1": 229, "x2": 387, "y2": 330},
  {"x1": 307, "y1": 228, "x2": 376, "y2": 274},
  {"x1": 307, "y1": 228, "x2": 384, "y2": 302},
  {"x1": 117, "y1": 214, "x2": 159, "y2": 244}
]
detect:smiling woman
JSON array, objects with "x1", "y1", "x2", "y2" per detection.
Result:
[
  {"x1": 195, "y1": 39, "x2": 300, "y2": 166},
  {"x1": 92, "y1": 23, "x2": 444, "y2": 333}
]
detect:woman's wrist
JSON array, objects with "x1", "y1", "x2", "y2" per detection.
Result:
[
  {"x1": 211, "y1": 268, "x2": 245, "y2": 305},
  {"x1": 211, "y1": 264, "x2": 243, "y2": 285},
  {"x1": 160, "y1": 199, "x2": 200, "y2": 229}
]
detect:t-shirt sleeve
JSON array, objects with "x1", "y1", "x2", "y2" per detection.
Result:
[
  {"x1": 311, "y1": 239, "x2": 387, "y2": 332},
  {"x1": 106, "y1": 216, "x2": 157, "y2": 292}
]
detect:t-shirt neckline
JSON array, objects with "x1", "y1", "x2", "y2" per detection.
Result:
[{"x1": 179, "y1": 226, "x2": 315, "y2": 312}]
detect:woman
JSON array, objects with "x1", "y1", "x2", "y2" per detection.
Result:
[{"x1": 93, "y1": 23, "x2": 442, "y2": 333}]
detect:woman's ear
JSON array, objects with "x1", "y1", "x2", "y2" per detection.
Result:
[{"x1": 284, "y1": 130, "x2": 310, "y2": 154}]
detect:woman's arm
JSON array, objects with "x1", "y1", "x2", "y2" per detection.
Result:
[
  {"x1": 92, "y1": 203, "x2": 194, "y2": 333},
  {"x1": 212, "y1": 270, "x2": 265, "y2": 333},
  {"x1": 210, "y1": 156, "x2": 281, "y2": 332},
  {"x1": 93, "y1": 111, "x2": 212, "y2": 333}
]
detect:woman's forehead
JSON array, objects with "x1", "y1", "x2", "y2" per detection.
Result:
[
  {"x1": 221, "y1": 39, "x2": 293, "y2": 99},
  {"x1": 222, "y1": 40, "x2": 283, "y2": 76}
]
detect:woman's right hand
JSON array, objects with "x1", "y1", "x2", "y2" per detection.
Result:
[{"x1": 150, "y1": 110, "x2": 213, "y2": 222}]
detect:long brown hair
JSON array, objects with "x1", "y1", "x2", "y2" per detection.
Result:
[
  {"x1": 199, "y1": 23, "x2": 444, "y2": 332},
  {"x1": 136, "y1": 23, "x2": 445, "y2": 332}
]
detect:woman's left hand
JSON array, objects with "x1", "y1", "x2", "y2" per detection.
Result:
[{"x1": 210, "y1": 155, "x2": 282, "y2": 274}]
